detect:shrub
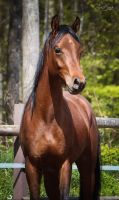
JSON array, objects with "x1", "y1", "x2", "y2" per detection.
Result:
[{"x1": 0, "y1": 144, "x2": 13, "y2": 200}]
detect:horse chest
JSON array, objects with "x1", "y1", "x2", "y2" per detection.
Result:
[{"x1": 29, "y1": 123, "x2": 66, "y2": 158}]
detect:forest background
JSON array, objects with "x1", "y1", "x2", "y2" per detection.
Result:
[{"x1": 0, "y1": 0, "x2": 119, "y2": 199}]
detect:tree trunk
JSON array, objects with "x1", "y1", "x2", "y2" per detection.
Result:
[
  {"x1": 22, "y1": 0, "x2": 40, "y2": 103},
  {"x1": 43, "y1": 0, "x2": 49, "y2": 44},
  {"x1": 74, "y1": 0, "x2": 78, "y2": 14},
  {"x1": 48, "y1": 0, "x2": 54, "y2": 31},
  {"x1": 59, "y1": 0, "x2": 63, "y2": 23},
  {"x1": 79, "y1": 0, "x2": 84, "y2": 35},
  {"x1": 0, "y1": 0, "x2": 10, "y2": 125},
  {"x1": 0, "y1": 74, "x2": 2, "y2": 123},
  {"x1": 6, "y1": 0, "x2": 22, "y2": 124},
  {"x1": 0, "y1": 0, "x2": 10, "y2": 145},
  {"x1": 43, "y1": 0, "x2": 54, "y2": 44}
]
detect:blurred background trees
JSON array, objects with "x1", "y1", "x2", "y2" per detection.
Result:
[
  {"x1": 0, "y1": 0, "x2": 118, "y2": 141},
  {"x1": 0, "y1": 0, "x2": 118, "y2": 142},
  {"x1": 0, "y1": 0, "x2": 118, "y2": 118}
]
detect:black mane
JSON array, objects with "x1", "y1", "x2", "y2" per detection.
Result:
[{"x1": 28, "y1": 25, "x2": 80, "y2": 110}]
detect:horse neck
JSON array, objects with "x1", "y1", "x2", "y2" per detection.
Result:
[{"x1": 34, "y1": 62, "x2": 63, "y2": 122}]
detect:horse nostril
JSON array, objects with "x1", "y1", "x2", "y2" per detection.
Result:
[
  {"x1": 74, "y1": 78, "x2": 80, "y2": 85},
  {"x1": 73, "y1": 77, "x2": 86, "y2": 91},
  {"x1": 73, "y1": 78, "x2": 80, "y2": 90}
]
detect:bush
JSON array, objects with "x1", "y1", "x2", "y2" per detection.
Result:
[
  {"x1": 101, "y1": 172, "x2": 119, "y2": 196},
  {"x1": 83, "y1": 85, "x2": 119, "y2": 117},
  {"x1": 0, "y1": 169, "x2": 13, "y2": 200},
  {"x1": 0, "y1": 143, "x2": 13, "y2": 200},
  {"x1": 70, "y1": 170, "x2": 80, "y2": 197},
  {"x1": 101, "y1": 144, "x2": 119, "y2": 165}
]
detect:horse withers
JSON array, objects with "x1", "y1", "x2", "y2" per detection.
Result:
[{"x1": 20, "y1": 15, "x2": 100, "y2": 200}]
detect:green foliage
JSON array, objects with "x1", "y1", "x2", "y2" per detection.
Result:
[
  {"x1": 80, "y1": 1, "x2": 119, "y2": 60},
  {"x1": 0, "y1": 144, "x2": 13, "y2": 200},
  {"x1": 0, "y1": 139, "x2": 13, "y2": 162},
  {"x1": 0, "y1": 169, "x2": 13, "y2": 200},
  {"x1": 83, "y1": 85, "x2": 119, "y2": 117},
  {"x1": 100, "y1": 128, "x2": 119, "y2": 147},
  {"x1": 101, "y1": 144, "x2": 119, "y2": 165},
  {"x1": 40, "y1": 178, "x2": 47, "y2": 197},
  {"x1": 99, "y1": 144, "x2": 119, "y2": 196},
  {"x1": 101, "y1": 172, "x2": 119, "y2": 196},
  {"x1": 81, "y1": 54, "x2": 119, "y2": 86},
  {"x1": 80, "y1": 53, "x2": 119, "y2": 121},
  {"x1": 70, "y1": 170, "x2": 80, "y2": 196}
]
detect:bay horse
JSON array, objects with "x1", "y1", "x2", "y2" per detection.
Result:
[{"x1": 20, "y1": 15, "x2": 100, "y2": 200}]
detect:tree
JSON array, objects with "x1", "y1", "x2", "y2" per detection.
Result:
[
  {"x1": 22, "y1": 0, "x2": 40, "y2": 103},
  {"x1": 43, "y1": 0, "x2": 49, "y2": 43},
  {"x1": 43, "y1": 0, "x2": 54, "y2": 41},
  {"x1": 59, "y1": 0, "x2": 63, "y2": 23},
  {"x1": 48, "y1": 0, "x2": 54, "y2": 31},
  {"x1": 6, "y1": 0, "x2": 22, "y2": 124},
  {"x1": 0, "y1": 0, "x2": 10, "y2": 124}
]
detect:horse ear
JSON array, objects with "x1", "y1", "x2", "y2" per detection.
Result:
[
  {"x1": 71, "y1": 17, "x2": 80, "y2": 33},
  {"x1": 51, "y1": 15, "x2": 60, "y2": 36}
]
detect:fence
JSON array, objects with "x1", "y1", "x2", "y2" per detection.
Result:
[{"x1": 0, "y1": 104, "x2": 119, "y2": 200}]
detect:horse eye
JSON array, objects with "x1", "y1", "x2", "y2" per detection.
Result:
[{"x1": 54, "y1": 47, "x2": 62, "y2": 54}]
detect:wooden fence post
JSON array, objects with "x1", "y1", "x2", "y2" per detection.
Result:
[{"x1": 13, "y1": 104, "x2": 28, "y2": 200}]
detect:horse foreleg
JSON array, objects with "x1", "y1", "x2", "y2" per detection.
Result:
[
  {"x1": 25, "y1": 157, "x2": 42, "y2": 200},
  {"x1": 59, "y1": 160, "x2": 72, "y2": 200},
  {"x1": 43, "y1": 168, "x2": 60, "y2": 200},
  {"x1": 76, "y1": 160, "x2": 94, "y2": 200},
  {"x1": 76, "y1": 154, "x2": 99, "y2": 200}
]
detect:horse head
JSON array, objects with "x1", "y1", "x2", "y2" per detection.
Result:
[{"x1": 47, "y1": 15, "x2": 86, "y2": 94}]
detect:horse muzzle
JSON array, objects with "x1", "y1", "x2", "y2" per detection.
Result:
[{"x1": 67, "y1": 77, "x2": 86, "y2": 95}]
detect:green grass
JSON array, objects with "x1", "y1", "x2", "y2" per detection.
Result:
[
  {"x1": 0, "y1": 169, "x2": 13, "y2": 200},
  {"x1": 0, "y1": 140, "x2": 13, "y2": 200}
]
